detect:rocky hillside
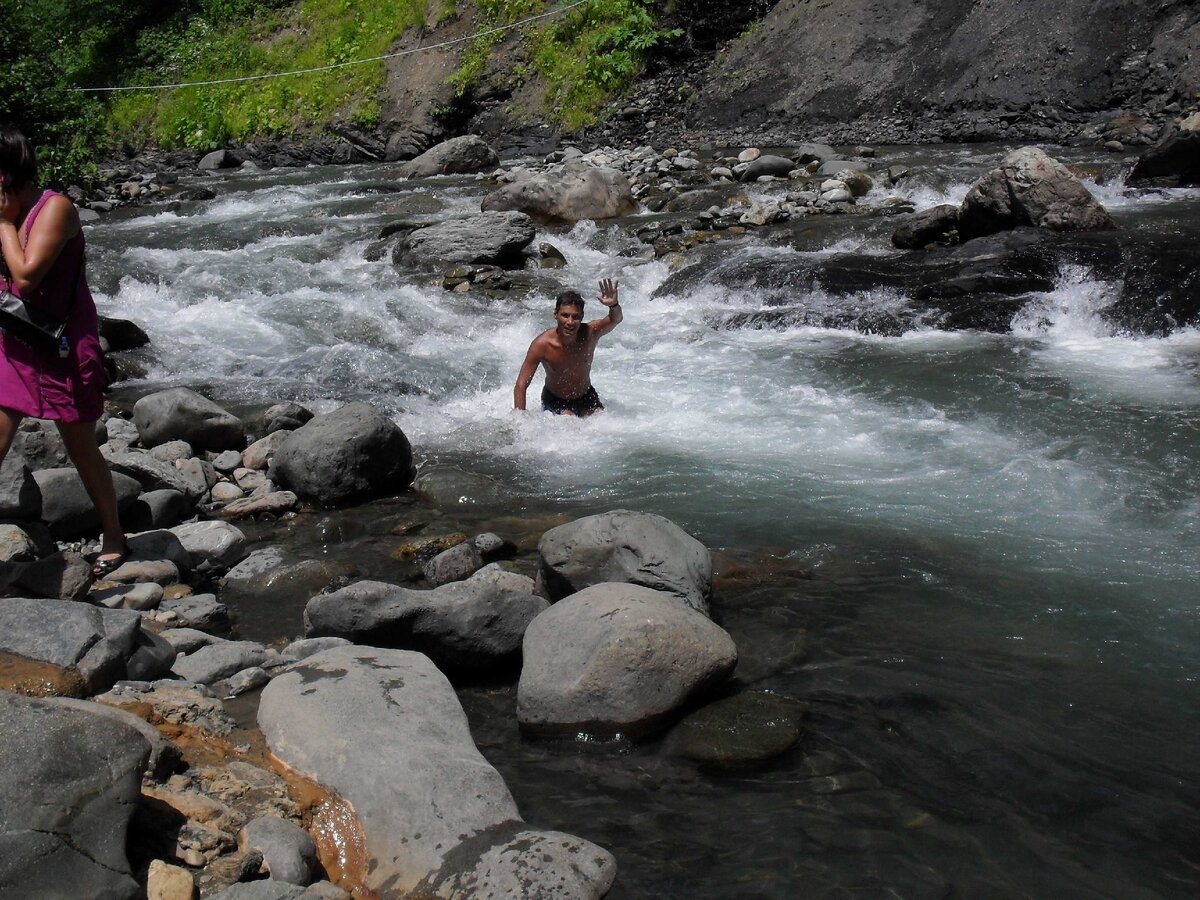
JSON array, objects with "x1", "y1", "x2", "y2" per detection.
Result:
[{"x1": 410, "y1": 0, "x2": 1199, "y2": 151}]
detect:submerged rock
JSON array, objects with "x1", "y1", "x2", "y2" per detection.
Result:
[
  {"x1": 258, "y1": 646, "x2": 616, "y2": 897},
  {"x1": 518, "y1": 583, "x2": 738, "y2": 739},
  {"x1": 666, "y1": 691, "x2": 805, "y2": 767}
]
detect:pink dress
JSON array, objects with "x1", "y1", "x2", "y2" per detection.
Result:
[{"x1": 0, "y1": 190, "x2": 105, "y2": 422}]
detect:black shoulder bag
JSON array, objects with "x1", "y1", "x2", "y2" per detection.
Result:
[{"x1": 0, "y1": 237, "x2": 73, "y2": 359}]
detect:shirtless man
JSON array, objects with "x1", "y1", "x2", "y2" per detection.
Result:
[{"x1": 514, "y1": 278, "x2": 622, "y2": 416}]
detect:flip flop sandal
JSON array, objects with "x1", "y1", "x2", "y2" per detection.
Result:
[{"x1": 91, "y1": 551, "x2": 129, "y2": 578}]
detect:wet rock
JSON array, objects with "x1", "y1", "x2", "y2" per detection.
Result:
[
  {"x1": 274, "y1": 402, "x2": 414, "y2": 507},
  {"x1": 481, "y1": 161, "x2": 637, "y2": 224},
  {"x1": 280, "y1": 637, "x2": 352, "y2": 662},
  {"x1": 0, "y1": 597, "x2": 150, "y2": 693},
  {"x1": 397, "y1": 134, "x2": 499, "y2": 178},
  {"x1": 1128, "y1": 126, "x2": 1200, "y2": 186},
  {"x1": 741, "y1": 154, "x2": 794, "y2": 180},
  {"x1": 518, "y1": 583, "x2": 738, "y2": 739},
  {"x1": 0, "y1": 691, "x2": 148, "y2": 899},
  {"x1": 199, "y1": 149, "x2": 235, "y2": 170},
  {"x1": 665, "y1": 691, "x2": 805, "y2": 767},
  {"x1": 538, "y1": 509, "x2": 713, "y2": 613},
  {"x1": 171, "y1": 520, "x2": 249, "y2": 570},
  {"x1": 891, "y1": 204, "x2": 962, "y2": 249},
  {"x1": 304, "y1": 565, "x2": 547, "y2": 670},
  {"x1": 958, "y1": 146, "x2": 1116, "y2": 240},
  {"x1": 258, "y1": 646, "x2": 616, "y2": 897},
  {"x1": 397, "y1": 210, "x2": 536, "y2": 269},
  {"x1": 240, "y1": 817, "x2": 318, "y2": 886},
  {"x1": 172, "y1": 641, "x2": 270, "y2": 684},
  {"x1": 422, "y1": 538, "x2": 484, "y2": 586},
  {"x1": 133, "y1": 387, "x2": 246, "y2": 451},
  {"x1": 33, "y1": 466, "x2": 141, "y2": 538}
]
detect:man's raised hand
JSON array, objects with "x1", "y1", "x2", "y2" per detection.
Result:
[{"x1": 598, "y1": 277, "x2": 620, "y2": 307}]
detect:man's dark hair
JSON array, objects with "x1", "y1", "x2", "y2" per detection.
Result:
[
  {"x1": 555, "y1": 290, "x2": 585, "y2": 314},
  {"x1": 0, "y1": 127, "x2": 37, "y2": 192}
]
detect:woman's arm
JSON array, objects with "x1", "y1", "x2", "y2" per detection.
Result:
[{"x1": 0, "y1": 194, "x2": 79, "y2": 294}]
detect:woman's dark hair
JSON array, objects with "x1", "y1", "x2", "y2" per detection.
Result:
[
  {"x1": 0, "y1": 127, "x2": 37, "y2": 192},
  {"x1": 555, "y1": 290, "x2": 585, "y2": 314}
]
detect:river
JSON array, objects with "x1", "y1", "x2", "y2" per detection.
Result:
[{"x1": 88, "y1": 145, "x2": 1200, "y2": 898}]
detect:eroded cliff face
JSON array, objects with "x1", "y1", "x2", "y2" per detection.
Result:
[{"x1": 686, "y1": 0, "x2": 1200, "y2": 142}]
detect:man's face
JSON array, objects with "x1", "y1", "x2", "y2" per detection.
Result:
[{"x1": 555, "y1": 303, "x2": 584, "y2": 339}]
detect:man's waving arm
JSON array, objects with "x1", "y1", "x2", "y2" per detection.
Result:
[{"x1": 588, "y1": 278, "x2": 622, "y2": 338}]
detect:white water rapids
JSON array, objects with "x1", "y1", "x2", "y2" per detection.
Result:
[{"x1": 87, "y1": 149, "x2": 1200, "y2": 897}]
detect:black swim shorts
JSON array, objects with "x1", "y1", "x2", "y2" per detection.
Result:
[{"x1": 542, "y1": 385, "x2": 604, "y2": 416}]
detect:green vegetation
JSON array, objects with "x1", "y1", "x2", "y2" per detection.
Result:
[
  {"x1": 0, "y1": 0, "x2": 677, "y2": 183},
  {"x1": 110, "y1": 0, "x2": 428, "y2": 149},
  {"x1": 450, "y1": 0, "x2": 679, "y2": 130}
]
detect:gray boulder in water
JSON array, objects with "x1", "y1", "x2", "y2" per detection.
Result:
[
  {"x1": 133, "y1": 387, "x2": 246, "y2": 451},
  {"x1": 538, "y1": 508, "x2": 713, "y2": 614},
  {"x1": 958, "y1": 146, "x2": 1116, "y2": 240},
  {"x1": 396, "y1": 210, "x2": 535, "y2": 268},
  {"x1": 1128, "y1": 125, "x2": 1200, "y2": 186},
  {"x1": 257, "y1": 645, "x2": 616, "y2": 897},
  {"x1": 273, "y1": 402, "x2": 414, "y2": 507},
  {"x1": 481, "y1": 161, "x2": 638, "y2": 224},
  {"x1": 304, "y1": 564, "x2": 547, "y2": 669},
  {"x1": 0, "y1": 692, "x2": 149, "y2": 899},
  {"x1": 397, "y1": 134, "x2": 499, "y2": 178},
  {"x1": 517, "y1": 583, "x2": 738, "y2": 738}
]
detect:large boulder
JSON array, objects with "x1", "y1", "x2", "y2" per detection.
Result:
[
  {"x1": 133, "y1": 387, "x2": 246, "y2": 451},
  {"x1": 518, "y1": 583, "x2": 738, "y2": 738},
  {"x1": 1128, "y1": 125, "x2": 1200, "y2": 186},
  {"x1": 0, "y1": 691, "x2": 149, "y2": 899},
  {"x1": 32, "y1": 467, "x2": 141, "y2": 539},
  {"x1": 0, "y1": 598, "x2": 170, "y2": 693},
  {"x1": 395, "y1": 211, "x2": 535, "y2": 268},
  {"x1": 741, "y1": 154, "x2": 796, "y2": 180},
  {"x1": 258, "y1": 646, "x2": 616, "y2": 897},
  {"x1": 481, "y1": 162, "x2": 638, "y2": 224},
  {"x1": 538, "y1": 509, "x2": 713, "y2": 613},
  {"x1": 958, "y1": 146, "x2": 1116, "y2": 240},
  {"x1": 396, "y1": 134, "x2": 499, "y2": 179},
  {"x1": 272, "y1": 403, "x2": 414, "y2": 507},
  {"x1": 303, "y1": 565, "x2": 548, "y2": 669}
]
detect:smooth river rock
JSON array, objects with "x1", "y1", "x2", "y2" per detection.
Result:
[
  {"x1": 0, "y1": 691, "x2": 149, "y2": 899},
  {"x1": 258, "y1": 646, "x2": 616, "y2": 897},
  {"x1": 133, "y1": 387, "x2": 246, "y2": 451},
  {"x1": 518, "y1": 583, "x2": 738, "y2": 739},
  {"x1": 538, "y1": 508, "x2": 713, "y2": 613},
  {"x1": 481, "y1": 161, "x2": 638, "y2": 224},
  {"x1": 304, "y1": 565, "x2": 547, "y2": 669},
  {"x1": 397, "y1": 134, "x2": 499, "y2": 179}
]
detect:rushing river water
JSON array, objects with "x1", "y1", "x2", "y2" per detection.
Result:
[{"x1": 89, "y1": 146, "x2": 1199, "y2": 898}]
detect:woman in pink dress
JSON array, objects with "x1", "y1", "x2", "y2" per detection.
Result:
[{"x1": 0, "y1": 127, "x2": 126, "y2": 576}]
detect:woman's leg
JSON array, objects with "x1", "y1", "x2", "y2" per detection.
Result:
[
  {"x1": 56, "y1": 419, "x2": 126, "y2": 559},
  {"x1": 0, "y1": 406, "x2": 22, "y2": 464}
]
